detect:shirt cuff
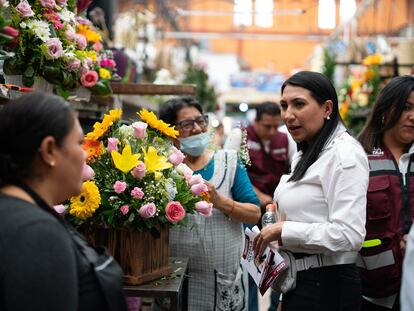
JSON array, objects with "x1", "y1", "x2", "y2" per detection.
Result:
[{"x1": 281, "y1": 221, "x2": 309, "y2": 248}]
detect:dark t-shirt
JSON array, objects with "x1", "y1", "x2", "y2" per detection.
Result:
[{"x1": 0, "y1": 194, "x2": 109, "y2": 311}]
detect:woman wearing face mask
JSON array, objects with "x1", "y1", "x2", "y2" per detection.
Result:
[
  {"x1": 157, "y1": 96, "x2": 261, "y2": 310},
  {"x1": 358, "y1": 76, "x2": 414, "y2": 311},
  {"x1": 253, "y1": 71, "x2": 369, "y2": 310}
]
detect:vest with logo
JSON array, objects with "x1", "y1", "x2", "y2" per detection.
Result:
[
  {"x1": 246, "y1": 125, "x2": 289, "y2": 196},
  {"x1": 358, "y1": 145, "x2": 414, "y2": 299}
]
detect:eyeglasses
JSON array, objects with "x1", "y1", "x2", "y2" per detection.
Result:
[{"x1": 176, "y1": 115, "x2": 209, "y2": 132}]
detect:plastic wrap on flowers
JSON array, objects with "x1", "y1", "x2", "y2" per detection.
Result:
[{"x1": 66, "y1": 108, "x2": 213, "y2": 284}]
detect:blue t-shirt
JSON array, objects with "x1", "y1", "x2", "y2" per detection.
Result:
[{"x1": 194, "y1": 154, "x2": 260, "y2": 207}]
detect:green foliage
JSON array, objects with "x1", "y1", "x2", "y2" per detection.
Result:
[
  {"x1": 321, "y1": 48, "x2": 336, "y2": 83},
  {"x1": 182, "y1": 65, "x2": 218, "y2": 112}
]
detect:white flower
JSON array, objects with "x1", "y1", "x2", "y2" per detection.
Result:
[
  {"x1": 59, "y1": 8, "x2": 75, "y2": 23},
  {"x1": 119, "y1": 125, "x2": 133, "y2": 138},
  {"x1": 175, "y1": 163, "x2": 193, "y2": 176},
  {"x1": 27, "y1": 20, "x2": 51, "y2": 42},
  {"x1": 165, "y1": 178, "x2": 177, "y2": 201},
  {"x1": 19, "y1": 21, "x2": 27, "y2": 28}
]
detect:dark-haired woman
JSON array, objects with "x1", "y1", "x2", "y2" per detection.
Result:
[
  {"x1": 157, "y1": 96, "x2": 261, "y2": 310},
  {"x1": 253, "y1": 71, "x2": 369, "y2": 310},
  {"x1": 358, "y1": 75, "x2": 414, "y2": 311},
  {"x1": 0, "y1": 93, "x2": 127, "y2": 311}
]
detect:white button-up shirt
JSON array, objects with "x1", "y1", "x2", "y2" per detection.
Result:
[{"x1": 274, "y1": 124, "x2": 369, "y2": 262}]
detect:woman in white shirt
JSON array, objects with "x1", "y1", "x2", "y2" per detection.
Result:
[{"x1": 254, "y1": 71, "x2": 369, "y2": 310}]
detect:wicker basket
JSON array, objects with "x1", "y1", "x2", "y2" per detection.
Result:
[{"x1": 83, "y1": 226, "x2": 172, "y2": 285}]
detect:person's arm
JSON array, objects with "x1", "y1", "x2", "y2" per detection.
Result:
[
  {"x1": 3, "y1": 220, "x2": 78, "y2": 311},
  {"x1": 252, "y1": 185, "x2": 273, "y2": 207},
  {"x1": 205, "y1": 161, "x2": 261, "y2": 224}
]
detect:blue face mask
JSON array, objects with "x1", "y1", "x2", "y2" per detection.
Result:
[{"x1": 178, "y1": 132, "x2": 210, "y2": 157}]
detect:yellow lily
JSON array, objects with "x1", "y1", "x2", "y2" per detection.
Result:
[
  {"x1": 143, "y1": 146, "x2": 173, "y2": 173},
  {"x1": 111, "y1": 145, "x2": 141, "y2": 173}
]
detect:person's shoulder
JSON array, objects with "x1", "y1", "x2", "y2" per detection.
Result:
[
  {"x1": 0, "y1": 195, "x2": 63, "y2": 238},
  {"x1": 332, "y1": 132, "x2": 368, "y2": 169}
]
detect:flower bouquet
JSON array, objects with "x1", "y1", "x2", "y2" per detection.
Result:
[
  {"x1": 3, "y1": 0, "x2": 116, "y2": 97},
  {"x1": 65, "y1": 108, "x2": 212, "y2": 284},
  {"x1": 67, "y1": 108, "x2": 213, "y2": 233}
]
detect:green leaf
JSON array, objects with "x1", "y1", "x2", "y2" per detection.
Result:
[{"x1": 89, "y1": 80, "x2": 112, "y2": 96}]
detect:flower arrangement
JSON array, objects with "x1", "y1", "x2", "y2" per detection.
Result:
[
  {"x1": 66, "y1": 108, "x2": 213, "y2": 234},
  {"x1": 338, "y1": 53, "x2": 382, "y2": 135},
  {"x1": 3, "y1": 0, "x2": 116, "y2": 97}
]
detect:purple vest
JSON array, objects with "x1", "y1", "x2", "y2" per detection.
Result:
[
  {"x1": 359, "y1": 145, "x2": 414, "y2": 298},
  {"x1": 246, "y1": 125, "x2": 289, "y2": 196}
]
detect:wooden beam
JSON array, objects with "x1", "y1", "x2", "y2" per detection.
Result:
[{"x1": 110, "y1": 83, "x2": 196, "y2": 95}]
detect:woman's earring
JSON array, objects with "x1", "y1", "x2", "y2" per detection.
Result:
[
  {"x1": 381, "y1": 116, "x2": 385, "y2": 124},
  {"x1": 326, "y1": 116, "x2": 330, "y2": 120},
  {"x1": 49, "y1": 161, "x2": 55, "y2": 167}
]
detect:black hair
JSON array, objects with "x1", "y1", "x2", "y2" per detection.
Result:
[
  {"x1": 255, "y1": 101, "x2": 281, "y2": 121},
  {"x1": 158, "y1": 96, "x2": 204, "y2": 126},
  {"x1": 0, "y1": 92, "x2": 75, "y2": 186},
  {"x1": 281, "y1": 71, "x2": 341, "y2": 182},
  {"x1": 358, "y1": 75, "x2": 414, "y2": 153}
]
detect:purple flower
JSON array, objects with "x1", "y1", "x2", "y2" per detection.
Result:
[
  {"x1": 40, "y1": 0, "x2": 57, "y2": 8},
  {"x1": 74, "y1": 34, "x2": 87, "y2": 50},
  {"x1": 67, "y1": 58, "x2": 81, "y2": 72},
  {"x1": 120, "y1": 205, "x2": 129, "y2": 215},
  {"x1": 45, "y1": 38, "x2": 63, "y2": 59},
  {"x1": 131, "y1": 162, "x2": 146, "y2": 179},
  {"x1": 16, "y1": 0, "x2": 35, "y2": 18},
  {"x1": 107, "y1": 137, "x2": 118, "y2": 153},
  {"x1": 168, "y1": 146, "x2": 185, "y2": 166},
  {"x1": 113, "y1": 181, "x2": 127, "y2": 194},
  {"x1": 138, "y1": 203, "x2": 156, "y2": 219},
  {"x1": 132, "y1": 122, "x2": 147, "y2": 139},
  {"x1": 131, "y1": 187, "x2": 144, "y2": 199}
]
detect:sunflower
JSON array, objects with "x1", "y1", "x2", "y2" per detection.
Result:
[
  {"x1": 83, "y1": 138, "x2": 104, "y2": 162},
  {"x1": 77, "y1": 24, "x2": 102, "y2": 43},
  {"x1": 137, "y1": 109, "x2": 179, "y2": 138},
  {"x1": 69, "y1": 181, "x2": 101, "y2": 219},
  {"x1": 86, "y1": 109, "x2": 122, "y2": 141}
]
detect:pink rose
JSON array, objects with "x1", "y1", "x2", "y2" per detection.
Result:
[
  {"x1": 195, "y1": 201, "x2": 213, "y2": 217},
  {"x1": 120, "y1": 205, "x2": 129, "y2": 215},
  {"x1": 131, "y1": 162, "x2": 146, "y2": 179},
  {"x1": 65, "y1": 29, "x2": 76, "y2": 41},
  {"x1": 113, "y1": 181, "x2": 127, "y2": 194},
  {"x1": 187, "y1": 174, "x2": 204, "y2": 186},
  {"x1": 175, "y1": 163, "x2": 193, "y2": 176},
  {"x1": 100, "y1": 59, "x2": 116, "y2": 68},
  {"x1": 139, "y1": 203, "x2": 156, "y2": 219},
  {"x1": 67, "y1": 58, "x2": 81, "y2": 72},
  {"x1": 131, "y1": 187, "x2": 144, "y2": 199},
  {"x1": 93, "y1": 41, "x2": 103, "y2": 52},
  {"x1": 53, "y1": 204, "x2": 66, "y2": 214},
  {"x1": 168, "y1": 146, "x2": 185, "y2": 166},
  {"x1": 191, "y1": 183, "x2": 208, "y2": 196},
  {"x1": 56, "y1": 0, "x2": 67, "y2": 5},
  {"x1": 45, "y1": 38, "x2": 63, "y2": 59},
  {"x1": 81, "y1": 164, "x2": 94, "y2": 181},
  {"x1": 80, "y1": 70, "x2": 98, "y2": 88},
  {"x1": 40, "y1": 0, "x2": 56, "y2": 8},
  {"x1": 132, "y1": 122, "x2": 147, "y2": 139},
  {"x1": 165, "y1": 201, "x2": 185, "y2": 224},
  {"x1": 107, "y1": 137, "x2": 118, "y2": 153},
  {"x1": 74, "y1": 34, "x2": 87, "y2": 50},
  {"x1": 16, "y1": 0, "x2": 35, "y2": 18}
]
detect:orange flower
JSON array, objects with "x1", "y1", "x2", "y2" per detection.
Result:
[{"x1": 83, "y1": 138, "x2": 104, "y2": 162}]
